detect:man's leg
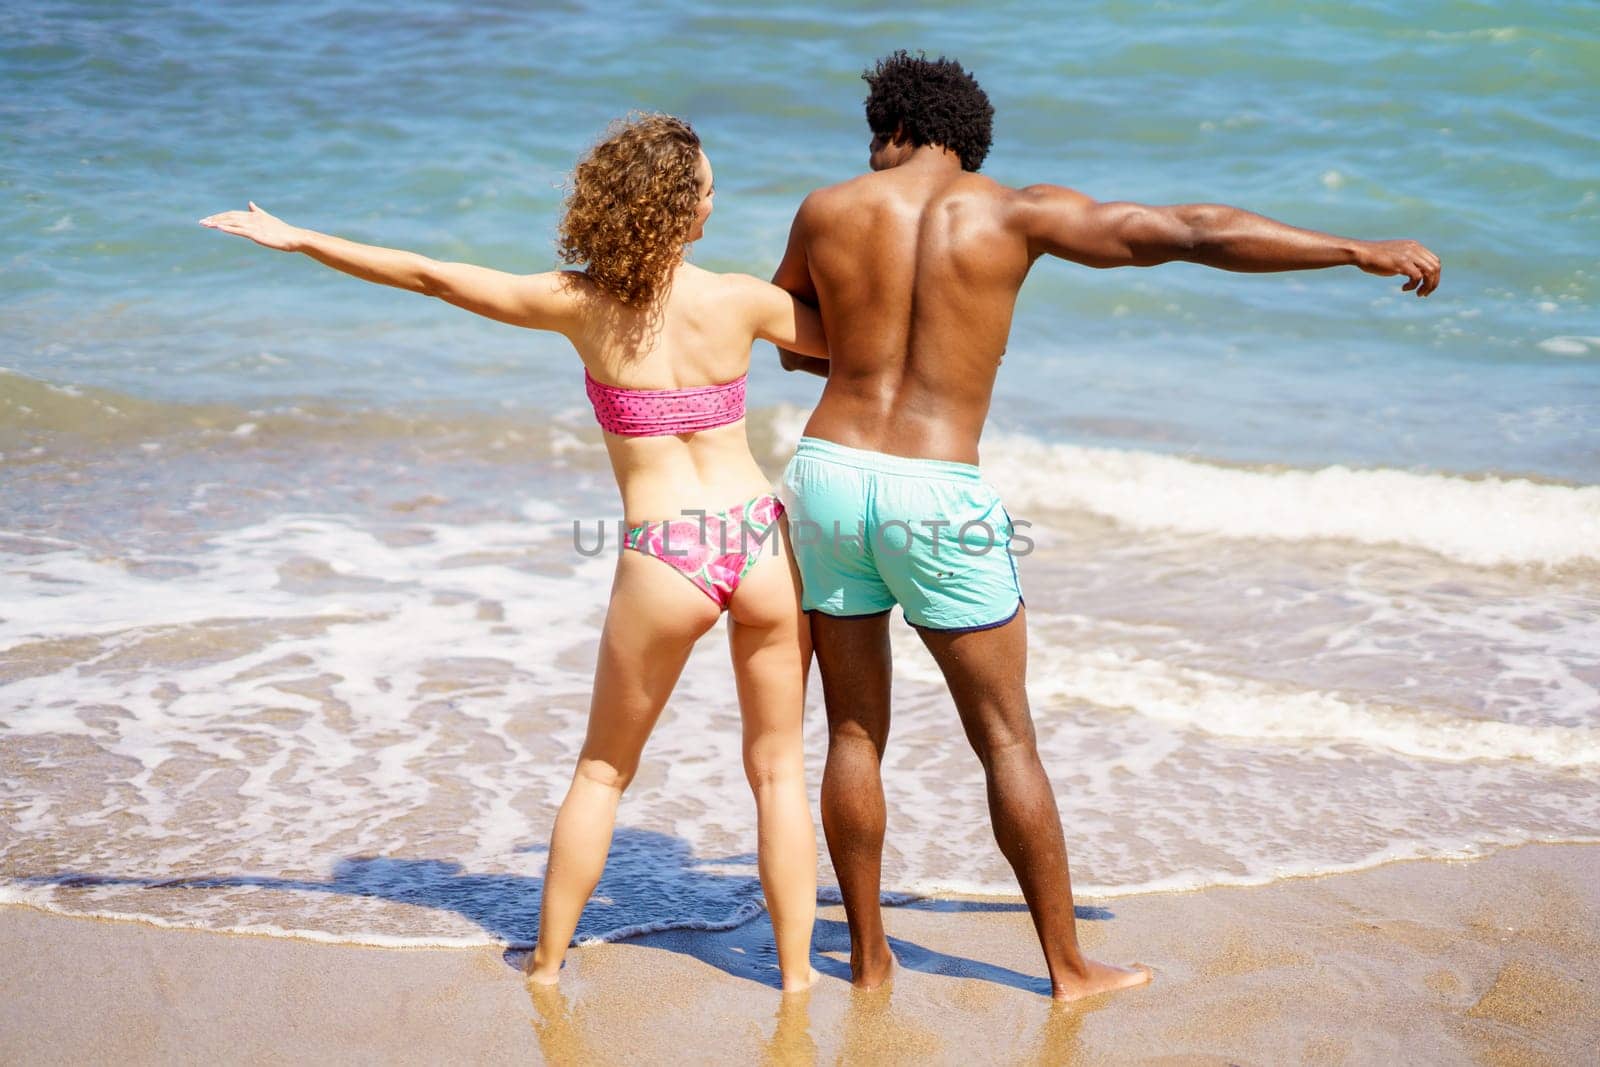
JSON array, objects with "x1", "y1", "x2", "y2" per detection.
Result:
[
  {"x1": 916, "y1": 605, "x2": 1150, "y2": 1001},
  {"x1": 813, "y1": 609, "x2": 896, "y2": 988}
]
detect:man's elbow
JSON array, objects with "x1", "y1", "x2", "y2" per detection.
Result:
[
  {"x1": 1165, "y1": 204, "x2": 1234, "y2": 260},
  {"x1": 1108, "y1": 207, "x2": 1193, "y2": 267}
]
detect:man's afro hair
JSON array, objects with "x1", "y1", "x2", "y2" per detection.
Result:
[{"x1": 863, "y1": 50, "x2": 994, "y2": 172}]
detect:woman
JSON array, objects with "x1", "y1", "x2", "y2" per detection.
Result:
[{"x1": 201, "y1": 113, "x2": 824, "y2": 992}]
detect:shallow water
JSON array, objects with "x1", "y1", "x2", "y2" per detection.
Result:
[{"x1": 2, "y1": 1, "x2": 1597, "y2": 948}]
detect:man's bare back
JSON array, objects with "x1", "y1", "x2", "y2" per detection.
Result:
[{"x1": 775, "y1": 156, "x2": 1034, "y2": 462}]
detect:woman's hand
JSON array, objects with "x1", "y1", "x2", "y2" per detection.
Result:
[
  {"x1": 199, "y1": 202, "x2": 305, "y2": 252},
  {"x1": 196, "y1": 204, "x2": 582, "y2": 333}
]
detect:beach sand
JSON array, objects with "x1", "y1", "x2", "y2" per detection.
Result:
[{"x1": 2, "y1": 843, "x2": 1595, "y2": 1064}]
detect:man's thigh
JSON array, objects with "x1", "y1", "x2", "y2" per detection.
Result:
[
  {"x1": 914, "y1": 604, "x2": 1034, "y2": 758},
  {"x1": 810, "y1": 610, "x2": 894, "y2": 751}
]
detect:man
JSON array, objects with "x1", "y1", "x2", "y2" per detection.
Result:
[{"x1": 772, "y1": 50, "x2": 1440, "y2": 1001}]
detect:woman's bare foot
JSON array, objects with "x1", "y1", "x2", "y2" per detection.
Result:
[
  {"x1": 852, "y1": 942, "x2": 896, "y2": 989},
  {"x1": 523, "y1": 946, "x2": 563, "y2": 986},
  {"x1": 781, "y1": 966, "x2": 822, "y2": 994},
  {"x1": 1051, "y1": 960, "x2": 1151, "y2": 1002}
]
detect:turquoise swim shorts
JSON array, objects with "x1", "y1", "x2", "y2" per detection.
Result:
[{"x1": 778, "y1": 436, "x2": 1023, "y2": 632}]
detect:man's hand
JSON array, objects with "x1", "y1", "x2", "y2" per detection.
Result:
[
  {"x1": 1354, "y1": 239, "x2": 1441, "y2": 297},
  {"x1": 199, "y1": 202, "x2": 305, "y2": 252}
]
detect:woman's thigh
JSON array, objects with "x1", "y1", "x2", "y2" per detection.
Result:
[
  {"x1": 580, "y1": 549, "x2": 723, "y2": 780},
  {"x1": 726, "y1": 521, "x2": 810, "y2": 760}
]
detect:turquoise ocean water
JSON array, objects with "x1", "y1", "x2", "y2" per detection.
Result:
[{"x1": 2, "y1": 2, "x2": 1597, "y2": 955}]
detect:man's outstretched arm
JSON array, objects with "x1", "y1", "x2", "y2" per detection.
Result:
[
  {"x1": 771, "y1": 196, "x2": 830, "y2": 377},
  {"x1": 1017, "y1": 185, "x2": 1441, "y2": 296}
]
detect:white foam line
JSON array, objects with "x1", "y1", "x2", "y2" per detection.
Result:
[
  {"x1": 1028, "y1": 646, "x2": 1600, "y2": 768},
  {"x1": 981, "y1": 433, "x2": 1600, "y2": 568},
  {"x1": 0, "y1": 530, "x2": 80, "y2": 550},
  {"x1": 0, "y1": 890, "x2": 495, "y2": 948},
  {"x1": 887, "y1": 633, "x2": 1600, "y2": 768},
  {"x1": 891, "y1": 835, "x2": 1600, "y2": 901},
  {"x1": 0, "y1": 887, "x2": 771, "y2": 950},
  {"x1": 571, "y1": 900, "x2": 768, "y2": 946}
]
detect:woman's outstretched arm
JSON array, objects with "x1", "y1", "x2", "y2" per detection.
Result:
[{"x1": 199, "y1": 202, "x2": 584, "y2": 332}]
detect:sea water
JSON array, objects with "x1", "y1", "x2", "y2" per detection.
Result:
[{"x1": 2, "y1": 0, "x2": 1597, "y2": 950}]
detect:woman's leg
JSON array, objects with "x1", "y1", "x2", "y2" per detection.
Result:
[
  {"x1": 727, "y1": 521, "x2": 818, "y2": 992},
  {"x1": 526, "y1": 550, "x2": 722, "y2": 983}
]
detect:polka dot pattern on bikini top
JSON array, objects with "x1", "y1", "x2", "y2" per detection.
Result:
[{"x1": 584, "y1": 367, "x2": 747, "y2": 437}]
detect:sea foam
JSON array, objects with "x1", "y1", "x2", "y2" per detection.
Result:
[{"x1": 986, "y1": 435, "x2": 1600, "y2": 569}]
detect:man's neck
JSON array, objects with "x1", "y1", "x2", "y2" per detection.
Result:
[{"x1": 895, "y1": 144, "x2": 964, "y2": 172}]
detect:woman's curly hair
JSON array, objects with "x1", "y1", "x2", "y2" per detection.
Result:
[
  {"x1": 557, "y1": 113, "x2": 702, "y2": 308},
  {"x1": 863, "y1": 51, "x2": 994, "y2": 172}
]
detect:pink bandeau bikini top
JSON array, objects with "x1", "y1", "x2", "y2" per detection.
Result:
[{"x1": 584, "y1": 367, "x2": 747, "y2": 437}]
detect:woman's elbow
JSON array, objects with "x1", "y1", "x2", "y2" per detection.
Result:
[
  {"x1": 413, "y1": 258, "x2": 454, "y2": 298},
  {"x1": 779, "y1": 346, "x2": 828, "y2": 370}
]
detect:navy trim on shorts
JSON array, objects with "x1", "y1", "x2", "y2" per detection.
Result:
[
  {"x1": 907, "y1": 598, "x2": 1024, "y2": 635},
  {"x1": 804, "y1": 605, "x2": 896, "y2": 620}
]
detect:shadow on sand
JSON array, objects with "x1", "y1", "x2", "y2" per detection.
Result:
[{"x1": 22, "y1": 826, "x2": 1114, "y2": 994}]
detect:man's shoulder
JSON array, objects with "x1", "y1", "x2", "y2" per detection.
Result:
[
  {"x1": 989, "y1": 182, "x2": 1097, "y2": 237},
  {"x1": 1007, "y1": 182, "x2": 1095, "y2": 211},
  {"x1": 797, "y1": 173, "x2": 879, "y2": 214},
  {"x1": 954, "y1": 171, "x2": 1037, "y2": 207},
  {"x1": 784, "y1": 178, "x2": 877, "y2": 243},
  {"x1": 935, "y1": 173, "x2": 1062, "y2": 235}
]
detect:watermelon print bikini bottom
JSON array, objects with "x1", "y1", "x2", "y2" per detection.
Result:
[{"x1": 622, "y1": 493, "x2": 785, "y2": 609}]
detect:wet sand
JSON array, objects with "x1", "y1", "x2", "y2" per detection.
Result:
[{"x1": 2, "y1": 843, "x2": 1595, "y2": 1064}]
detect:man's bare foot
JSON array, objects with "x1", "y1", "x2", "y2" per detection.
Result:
[
  {"x1": 781, "y1": 966, "x2": 822, "y2": 994},
  {"x1": 851, "y1": 942, "x2": 896, "y2": 989},
  {"x1": 1051, "y1": 960, "x2": 1151, "y2": 1002}
]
